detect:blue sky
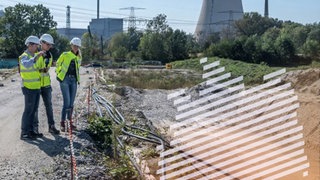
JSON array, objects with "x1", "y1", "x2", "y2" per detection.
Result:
[{"x1": 1, "y1": 0, "x2": 319, "y2": 34}]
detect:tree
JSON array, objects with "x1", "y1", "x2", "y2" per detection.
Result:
[
  {"x1": 81, "y1": 32, "x2": 101, "y2": 62},
  {"x1": 0, "y1": 4, "x2": 57, "y2": 58},
  {"x1": 169, "y1": 29, "x2": 188, "y2": 60},
  {"x1": 302, "y1": 40, "x2": 320, "y2": 58},
  {"x1": 230, "y1": 37, "x2": 247, "y2": 60},
  {"x1": 261, "y1": 28, "x2": 281, "y2": 64},
  {"x1": 139, "y1": 14, "x2": 172, "y2": 63},
  {"x1": 243, "y1": 35, "x2": 263, "y2": 63},
  {"x1": 307, "y1": 28, "x2": 320, "y2": 42},
  {"x1": 185, "y1": 34, "x2": 200, "y2": 58},
  {"x1": 146, "y1": 14, "x2": 169, "y2": 33},
  {"x1": 275, "y1": 36, "x2": 296, "y2": 65},
  {"x1": 127, "y1": 27, "x2": 143, "y2": 52},
  {"x1": 139, "y1": 33, "x2": 169, "y2": 62},
  {"x1": 291, "y1": 26, "x2": 309, "y2": 51},
  {"x1": 107, "y1": 32, "x2": 129, "y2": 60},
  {"x1": 234, "y1": 12, "x2": 282, "y2": 37}
]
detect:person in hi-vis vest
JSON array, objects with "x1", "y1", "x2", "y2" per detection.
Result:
[
  {"x1": 33, "y1": 34, "x2": 60, "y2": 135},
  {"x1": 19, "y1": 35, "x2": 44, "y2": 140},
  {"x1": 56, "y1": 37, "x2": 82, "y2": 132}
]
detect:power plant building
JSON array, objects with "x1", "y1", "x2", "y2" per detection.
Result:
[
  {"x1": 58, "y1": 18, "x2": 123, "y2": 41},
  {"x1": 57, "y1": 28, "x2": 87, "y2": 40},
  {"x1": 195, "y1": 0, "x2": 244, "y2": 43},
  {"x1": 89, "y1": 18, "x2": 123, "y2": 40}
]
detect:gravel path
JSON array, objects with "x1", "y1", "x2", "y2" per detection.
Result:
[{"x1": 0, "y1": 67, "x2": 106, "y2": 179}]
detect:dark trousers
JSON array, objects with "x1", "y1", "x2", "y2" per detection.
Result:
[
  {"x1": 21, "y1": 87, "x2": 40, "y2": 135},
  {"x1": 34, "y1": 86, "x2": 55, "y2": 132}
]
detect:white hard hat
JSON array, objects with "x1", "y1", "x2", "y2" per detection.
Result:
[
  {"x1": 70, "y1": 37, "x2": 81, "y2": 47},
  {"x1": 25, "y1": 36, "x2": 40, "y2": 46},
  {"x1": 40, "y1": 33, "x2": 54, "y2": 44}
]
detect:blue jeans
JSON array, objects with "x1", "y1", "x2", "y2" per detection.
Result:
[
  {"x1": 34, "y1": 86, "x2": 55, "y2": 132},
  {"x1": 21, "y1": 87, "x2": 40, "y2": 135},
  {"x1": 59, "y1": 75, "x2": 77, "y2": 121}
]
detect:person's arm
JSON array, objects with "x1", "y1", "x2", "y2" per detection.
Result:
[
  {"x1": 20, "y1": 54, "x2": 38, "y2": 68},
  {"x1": 21, "y1": 51, "x2": 45, "y2": 68}
]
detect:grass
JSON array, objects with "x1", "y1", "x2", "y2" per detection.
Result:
[
  {"x1": 172, "y1": 57, "x2": 281, "y2": 86},
  {"x1": 102, "y1": 57, "x2": 320, "y2": 89},
  {"x1": 105, "y1": 68, "x2": 202, "y2": 90}
]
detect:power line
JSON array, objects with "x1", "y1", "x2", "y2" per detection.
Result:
[
  {"x1": 2, "y1": 0, "x2": 198, "y2": 32},
  {"x1": 120, "y1": 6, "x2": 146, "y2": 30}
]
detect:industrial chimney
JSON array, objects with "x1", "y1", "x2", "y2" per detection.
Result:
[
  {"x1": 66, "y1": 5, "x2": 71, "y2": 29},
  {"x1": 97, "y1": 0, "x2": 100, "y2": 19},
  {"x1": 195, "y1": 0, "x2": 243, "y2": 43},
  {"x1": 264, "y1": 0, "x2": 269, "y2": 17}
]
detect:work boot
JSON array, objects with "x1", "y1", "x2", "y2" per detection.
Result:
[
  {"x1": 20, "y1": 132, "x2": 36, "y2": 140},
  {"x1": 49, "y1": 125, "x2": 60, "y2": 135},
  {"x1": 60, "y1": 121, "x2": 66, "y2": 132},
  {"x1": 31, "y1": 131, "x2": 43, "y2": 138}
]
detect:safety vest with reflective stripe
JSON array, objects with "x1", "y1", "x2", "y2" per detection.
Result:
[
  {"x1": 36, "y1": 52, "x2": 53, "y2": 87},
  {"x1": 19, "y1": 52, "x2": 40, "y2": 89},
  {"x1": 56, "y1": 51, "x2": 81, "y2": 82}
]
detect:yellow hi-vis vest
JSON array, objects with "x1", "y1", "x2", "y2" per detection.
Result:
[
  {"x1": 19, "y1": 52, "x2": 40, "y2": 89},
  {"x1": 36, "y1": 52, "x2": 53, "y2": 87},
  {"x1": 56, "y1": 51, "x2": 81, "y2": 82}
]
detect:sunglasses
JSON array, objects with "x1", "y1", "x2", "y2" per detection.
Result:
[{"x1": 29, "y1": 42, "x2": 38, "y2": 46}]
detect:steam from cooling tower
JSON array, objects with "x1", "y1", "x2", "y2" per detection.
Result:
[{"x1": 195, "y1": 0, "x2": 244, "y2": 43}]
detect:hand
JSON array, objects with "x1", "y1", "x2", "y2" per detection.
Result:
[
  {"x1": 38, "y1": 51, "x2": 46, "y2": 57},
  {"x1": 34, "y1": 51, "x2": 45, "y2": 62}
]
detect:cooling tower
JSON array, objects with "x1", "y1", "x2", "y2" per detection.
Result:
[{"x1": 195, "y1": 0, "x2": 244, "y2": 43}]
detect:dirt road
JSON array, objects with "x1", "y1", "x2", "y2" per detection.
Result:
[{"x1": 0, "y1": 67, "x2": 93, "y2": 179}]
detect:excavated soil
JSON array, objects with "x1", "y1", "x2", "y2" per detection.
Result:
[{"x1": 0, "y1": 67, "x2": 319, "y2": 179}]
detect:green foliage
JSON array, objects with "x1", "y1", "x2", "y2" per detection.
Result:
[
  {"x1": 170, "y1": 29, "x2": 188, "y2": 60},
  {"x1": 106, "y1": 68, "x2": 202, "y2": 90},
  {"x1": 88, "y1": 116, "x2": 113, "y2": 149},
  {"x1": 104, "y1": 156, "x2": 137, "y2": 180},
  {"x1": 0, "y1": 4, "x2": 57, "y2": 58},
  {"x1": 81, "y1": 32, "x2": 101, "y2": 62},
  {"x1": 139, "y1": 32, "x2": 171, "y2": 62},
  {"x1": 234, "y1": 12, "x2": 282, "y2": 37},
  {"x1": 138, "y1": 14, "x2": 193, "y2": 63},
  {"x1": 202, "y1": 12, "x2": 317, "y2": 65},
  {"x1": 171, "y1": 57, "x2": 281, "y2": 85},
  {"x1": 275, "y1": 36, "x2": 296, "y2": 65},
  {"x1": 146, "y1": 14, "x2": 169, "y2": 33},
  {"x1": 186, "y1": 34, "x2": 201, "y2": 57},
  {"x1": 93, "y1": 14, "x2": 200, "y2": 62},
  {"x1": 140, "y1": 148, "x2": 159, "y2": 159},
  {"x1": 243, "y1": 35, "x2": 264, "y2": 63},
  {"x1": 302, "y1": 39, "x2": 320, "y2": 58},
  {"x1": 107, "y1": 32, "x2": 129, "y2": 60},
  {"x1": 307, "y1": 28, "x2": 320, "y2": 42},
  {"x1": 87, "y1": 109, "x2": 137, "y2": 179},
  {"x1": 127, "y1": 27, "x2": 143, "y2": 52}
]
